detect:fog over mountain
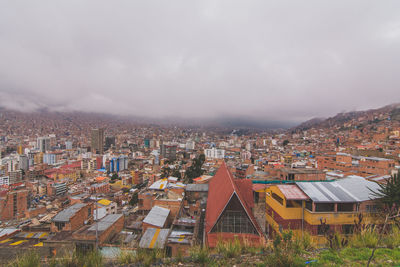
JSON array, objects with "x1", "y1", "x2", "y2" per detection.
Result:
[{"x1": 1, "y1": 1, "x2": 400, "y2": 124}]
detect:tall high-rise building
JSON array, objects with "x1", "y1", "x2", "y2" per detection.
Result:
[
  {"x1": 91, "y1": 128, "x2": 105, "y2": 154},
  {"x1": 160, "y1": 144, "x2": 177, "y2": 161},
  {"x1": 37, "y1": 137, "x2": 50, "y2": 152},
  {"x1": 65, "y1": 141, "x2": 73, "y2": 150},
  {"x1": 19, "y1": 154, "x2": 29, "y2": 171}
]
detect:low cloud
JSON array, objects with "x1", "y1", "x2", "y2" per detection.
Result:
[{"x1": 0, "y1": 1, "x2": 400, "y2": 123}]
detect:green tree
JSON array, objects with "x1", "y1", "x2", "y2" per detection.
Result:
[
  {"x1": 171, "y1": 168, "x2": 181, "y2": 179},
  {"x1": 161, "y1": 166, "x2": 171, "y2": 178},
  {"x1": 371, "y1": 173, "x2": 400, "y2": 212},
  {"x1": 129, "y1": 192, "x2": 139, "y2": 206},
  {"x1": 111, "y1": 173, "x2": 119, "y2": 180},
  {"x1": 185, "y1": 154, "x2": 206, "y2": 183},
  {"x1": 282, "y1": 140, "x2": 289, "y2": 147}
]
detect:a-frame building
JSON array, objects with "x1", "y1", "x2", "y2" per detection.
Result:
[{"x1": 205, "y1": 162, "x2": 264, "y2": 247}]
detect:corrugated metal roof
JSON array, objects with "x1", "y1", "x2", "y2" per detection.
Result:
[
  {"x1": 167, "y1": 182, "x2": 186, "y2": 189},
  {"x1": 185, "y1": 184, "x2": 209, "y2": 192},
  {"x1": 143, "y1": 206, "x2": 170, "y2": 227},
  {"x1": 296, "y1": 182, "x2": 354, "y2": 203},
  {"x1": 88, "y1": 214, "x2": 123, "y2": 232},
  {"x1": 336, "y1": 176, "x2": 381, "y2": 201},
  {"x1": 296, "y1": 176, "x2": 381, "y2": 203},
  {"x1": 176, "y1": 217, "x2": 196, "y2": 225},
  {"x1": 277, "y1": 185, "x2": 309, "y2": 200},
  {"x1": 16, "y1": 232, "x2": 48, "y2": 239},
  {"x1": 168, "y1": 229, "x2": 193, "y2": 244},
  {"x1": 149, "y1": 179, "x2": 168, "y2": 190},
  {"x1": 53, "y1": 203, "x2": 86, "y2": 222},
  {"x1": 139, "y1": 228, "x2": 169, "y2": 249},
  {"x1": 0, "y1": 228, "x2": 19, "y2": 238}
]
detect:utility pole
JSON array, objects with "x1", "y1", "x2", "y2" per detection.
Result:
[{"x1": 95, "y1": 192, "x2": 98, "y2": 250}]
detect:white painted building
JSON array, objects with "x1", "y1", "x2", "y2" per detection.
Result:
[{"x1": 204, "y1": 147, "x2": 225, "y2": 159}]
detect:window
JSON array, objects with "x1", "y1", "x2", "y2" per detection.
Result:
[
  {"x1": 213, "y1": 210, "x2": 257, "y2": 234},
  {"x1": 88, "y1": 207, "x2": 92, "y2": 217},
  {"x1": 305, "y1": 201, "x2": 313, "y2": 211},
  {"x1": 337, "y1": 203, "x2": 354, "y2": 212},
  {"x1": 366, "y1": 205, "x2": 377, "y2": 213},
  {"x1": 211, "y1": 194, "x2": 257, "y2": 234},
  {"x1": 318, "y1": 224, "x2": 330, "y2": 235},
  {"x1": 13, "y1": 194, "x2": 17, "y2": 217},
  {"x1": 315, "y1": 203, "x2": 335, "y2": 212},
  {"x1": 342, "y1": 224, "x2": 354, "y2": 235},
  {"x1": 55, "y1": 222, "x2": 66, "y2": 231},
  {"x1": 272, "y1": 193, "x2": 283, "y2": 205},
  {"x1": 286, "y1": 200, "x2": 302, "y2": 208}
]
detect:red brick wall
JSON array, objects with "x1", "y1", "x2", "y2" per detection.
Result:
[
  {"x1": 70, "y1": 204, "x2": 93, "y2": 231},
  {"x1": 0, "y1": 190, "x2": 28, "y2": 220}
]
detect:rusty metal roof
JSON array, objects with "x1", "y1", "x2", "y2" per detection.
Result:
[{"x1": 277, "y1": 184, "x2": 309, "y2": 200}]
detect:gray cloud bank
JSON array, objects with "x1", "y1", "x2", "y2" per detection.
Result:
[{"x1": 0, "y1": 0, "x2": 400, "y2": 124}]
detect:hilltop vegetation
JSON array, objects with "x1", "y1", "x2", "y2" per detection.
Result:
[{"x1": 7, "y1": 226, "x2": 400, "y2": 267}]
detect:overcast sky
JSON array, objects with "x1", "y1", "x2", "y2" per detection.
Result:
[{"x1": 0, "y1": 1, "x2": 400, "y2": 124}]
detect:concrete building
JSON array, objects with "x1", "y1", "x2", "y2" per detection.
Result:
[
  {"x1": 18, "y1": 155, "x2": 29, "y2": 171},
  {"x1": 9, "y1": 170, "x2": 23, "y2": 185},
  {"x1": 91, "y1": 128, "x2": 105, "y2": 154},
  {"x1": 96, "y1": 199, "x2": 117, "y2": 216},
  {"x1": 37, "y1": 137, "x2": 50, "y2": 152},
  {"x1": 43, "y1": 153, "x2": 56, "y2": 165},
  {"x1": 160, "y1": 144, "x2": 177, "y2": 161},
  {"x1": 47, "y1": 182, "x2": 68, "y2": 196},
  {"x1": 0, "y1": 176, "x2": 9, "y2": 186},
  {"x1": 204, "y1": 147, "x2": 225, "y2": 159},
  {"x1": 186, "y1": 140, "x2": 195, "y2": 150},
  {"x1": 65, "y1": 141, "x2": 73, "y2": 150}
]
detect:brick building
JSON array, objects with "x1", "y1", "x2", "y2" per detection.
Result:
[
  {"x1": 0, "y1": 188, "x2": 29, "y2": 220},
  {"x1": 51, "y1": 203, "x2": 93, "y2": 232}
]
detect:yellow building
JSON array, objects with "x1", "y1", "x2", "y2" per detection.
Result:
[
  {"x1": 17, "y1": 145, "x2": 23, "y2": 155},
  {"x1": 34, "y1": 152, "x2": 44, "y2": 164},
  {"x1": 265, "y1": 177, "x2": 383, "y2": 245}
]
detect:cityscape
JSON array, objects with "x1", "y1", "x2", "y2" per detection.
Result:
[
  {"x1": 1, "y1": 1, "x2": 400, "y2": 266},
  {"x1": 0, "y1": 103, "x2": 400, "y2": 266}
]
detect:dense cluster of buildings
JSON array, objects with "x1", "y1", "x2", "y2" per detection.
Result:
[{"x1": 0, "y1": 106, "x2": 399, "y2": 259}]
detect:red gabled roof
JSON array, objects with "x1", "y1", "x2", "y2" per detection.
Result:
[
  {"x1": 252, "y1": 184, "x2": 268, "y2": 192},
  {"x1": 205, "y1": 162, "x2": 263, "y2": 237},
  {"x1": 235, "y1": 179, "x2": 254, "y2": 209},
  {"x1": 61, "y1": 161, "x2": 81, "y2": 169},
  {"x1": 205, "y1": 162, "x2": 235, "y2": 234}
]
